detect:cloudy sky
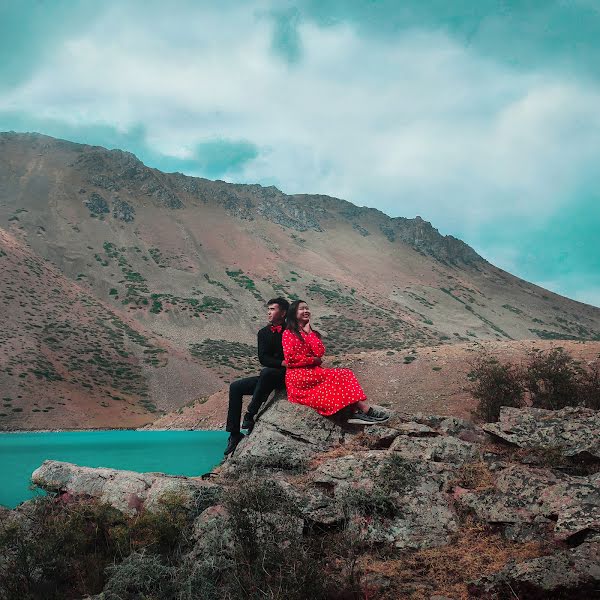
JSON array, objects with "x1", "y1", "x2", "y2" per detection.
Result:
[{"x1": 1, "y1": 1, "x2": 599, "y2": 307}]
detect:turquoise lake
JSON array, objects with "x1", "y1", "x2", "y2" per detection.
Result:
[{"x1": 0, "y1": 430, "x2": 228, "y2": 508}]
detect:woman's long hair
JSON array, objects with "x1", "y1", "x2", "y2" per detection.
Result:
[{"x1": 286, "y1": 299, "x2": 321, "y2": 340}]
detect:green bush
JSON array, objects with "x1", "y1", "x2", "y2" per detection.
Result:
[
  {"x1": 526, "y1": 348, "x2": 582, "y2": 410},
  {"x1": 469, "y1": 349, "x2": 600, "y2": 421},
  {"x1": 468, "y1": 355, "x2": 525, "y2": 422},
  {"x1": 578, "y1": 361, "x2": 600, "y2": 409}
]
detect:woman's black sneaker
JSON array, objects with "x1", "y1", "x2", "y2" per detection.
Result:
[
  {"x1": 224, "y1": 432, "x2": 244, "y2": 456},
  {"x1": 347, "y1": 410, "x2": 379, "y2": 424},
  {"x1": 366, "y1": 407, "x2": 390, "y2": 422},
  {"x1": 347, "y1": 408, "x2": 390, "y2": 425}
]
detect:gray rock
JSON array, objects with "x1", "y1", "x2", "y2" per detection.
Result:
[
  {"x1": 483, "y1": 406, "x2": 600, "y2": 460},
  {"x1": 361, "y1": 425, "x2": 403, "y2": 447},
  {"x1": 226, "y1": 391, "x2": 344, "y2": 472},
  {"x1": 390, "y1": 435, "x2": 480, "y2": 465},
  {"x1": 32, "y1": 460, "x2": 218, "y2": 516},
  {"x1": 455, "y1": 464, "x2": 600, "y2": 543},
  {"x1": 313, "y1": 451, "x2": 458, "y2": 550},
  {"x1": 469, "y1": 542, "x2": 600, "y2": 598}
]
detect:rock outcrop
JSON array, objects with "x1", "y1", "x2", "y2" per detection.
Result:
[
  {"x1": 484, "y1": 406, "x2": 600, "y2": 461},
  {"x1": 26, "y1": 397, "x2": 600, "y2": 597},
  {"x1": 32, "y1": 460, "x2": 220, "y2": 516}
]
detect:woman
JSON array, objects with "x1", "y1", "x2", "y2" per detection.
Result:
[{"x1": 282, "y1": 300, "x2": 389, "y2": 423}]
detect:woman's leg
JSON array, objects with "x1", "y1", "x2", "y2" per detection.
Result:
[{"x1": 355, "y1": 400, "x2": 369, "y2": 412}]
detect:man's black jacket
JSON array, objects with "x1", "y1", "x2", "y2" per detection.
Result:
[{"x1": 257, "y1": 325, "x2": 285, "y2": 369}]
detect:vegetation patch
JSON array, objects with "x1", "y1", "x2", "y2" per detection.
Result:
[
  {"x1": 190, "y1": 339, "x2": 256, "y2": 375},
  {"x1": 469, "y1": 348, "x2": 600, "y2": 421},
  {"x1": 226, "y1": 268, "x2": 263, "y2": 301}
]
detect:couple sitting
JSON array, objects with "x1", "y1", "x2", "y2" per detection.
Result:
[{"x1": 224, "y1": 297, "x2": 389, "y2": 455}]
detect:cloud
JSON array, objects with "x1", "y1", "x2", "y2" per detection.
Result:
[{"x1": 1, "y1": 1, "x2": 599, "y2": 304}]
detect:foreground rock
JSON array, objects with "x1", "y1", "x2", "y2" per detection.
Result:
[
  {"x1": 24, "y1": 398, "x2": 600, "y2": 598},
  {"x1": 32, "y1": 460, "x2": 220, "y2": 516},
  {"x1": 224, "y1": 390, "x2": 348, "y2": 471},
  {"x1": 469, "y1": 542, "x2": 600, "y2": 598}
]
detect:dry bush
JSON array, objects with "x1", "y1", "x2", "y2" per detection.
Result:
[
  {"x1": 468, "y1": 354, "x2": 525, "y2": 422},
  {"x1": 218, "y1": 479, "x2": 329, "y2": 600},
  {"x1": 578, "y1": 360, "x2": 600, "y2": 409},
  {"x1": 525, "y1": 347, "x2": 582, "y2": 410}
]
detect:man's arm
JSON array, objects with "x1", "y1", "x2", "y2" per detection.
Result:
[{"x1": 257, "y1": 329, "x2": 284, "y2": 368}]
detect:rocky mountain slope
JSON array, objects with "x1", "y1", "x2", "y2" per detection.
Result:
[
  {"x1": 23, "y1": 397, "x2": 600, "y2": 598},
  {"x1": 1, "y1": 131, "x2": 600, "y2": 429}
]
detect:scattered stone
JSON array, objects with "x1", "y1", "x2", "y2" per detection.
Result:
[{"x1": 112, "y1": 197, "x2": 135, "y2": 222}]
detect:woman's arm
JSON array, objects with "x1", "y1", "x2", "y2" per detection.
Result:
[
  {"x1": 304, "y1": 331, "x2": 325, "y2": 358},
  {"x1": 282, "y1": 331, "x2": 321, "y2": 368}
]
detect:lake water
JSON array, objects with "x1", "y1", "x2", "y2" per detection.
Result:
[{"x1": 0, "y1": 430, "x2": 228, "y2": 508}]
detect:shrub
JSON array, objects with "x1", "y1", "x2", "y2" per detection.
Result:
[
  {"x1": 576, "y1": 360, "x2": 600, "y2": 409},
  {"x1": 0, "y1": 492, "x2": 196, "y2": 600},
  {"x1": 0, "y1": 497, "x2": 129, "y2": 599},
  {"x1": 468, "y1": 355, "x2": 525, "y2": 422},
  {"x1": 525, "y1": 348, "x2": 581, "y2": 410},
  {"x1": 103, "y1": 552, "x2": 176, "y2": 600},
  {"x1": 218, "y1": 479, "x2": 328, "y2": 600},
  {"x1": 469, "y1": 349, "x2": 600, "y2": 420}
]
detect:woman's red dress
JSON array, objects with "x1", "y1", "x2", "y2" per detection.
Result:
[{"x1": 282, "y1": 329, "x2": 366, "y2": 416}]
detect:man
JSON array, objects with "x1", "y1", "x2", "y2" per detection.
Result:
[{"x1": 224, "y1": 297, "x2": 289, "y2": 455}]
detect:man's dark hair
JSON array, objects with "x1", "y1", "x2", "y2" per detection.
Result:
[{"x1": 267, "y1": 297, "x2": 289, "y2": 312}]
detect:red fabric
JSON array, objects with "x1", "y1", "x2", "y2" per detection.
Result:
[
  {"x1": 270, "y1": 324, "x2": 283, "y2": 333},
  {"x1": 282, "y1": 329, "x2": 366, "y2": 416}
]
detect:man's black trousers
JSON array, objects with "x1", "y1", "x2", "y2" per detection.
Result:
[{"x1": 225, "y1": 367, "x2": 285, "y2": 433}]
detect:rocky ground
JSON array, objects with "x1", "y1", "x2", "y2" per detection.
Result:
[{"x1": 12, "y1": 393, "x2": 600, "y2": 599}]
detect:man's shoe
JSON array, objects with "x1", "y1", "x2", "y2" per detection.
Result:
[
  {"x1": 224, "y1": 432, "x2": 244, "y2": 456},
  {"x1": 241, "y1": 413, "x2": 255, "y2": 433},
  {"x1": 366, "y1": 407, "x2": 390, "y2": 422}
]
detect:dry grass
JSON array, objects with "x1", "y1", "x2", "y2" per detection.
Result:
[
  {"x1": 360, "y1": 518, "x2": 547, "y2": 599},
  {"x1": 449, "y1": 461, "x2": 496, "y2": 492}
]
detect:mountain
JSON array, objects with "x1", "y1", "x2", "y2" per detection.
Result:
[{"x1": 1, "y1": 131, "x2": 599, "y2": 429}]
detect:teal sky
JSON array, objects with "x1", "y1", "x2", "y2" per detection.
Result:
[{"x1": 1, "y1": 1, "x2": 599, "y2": 307}]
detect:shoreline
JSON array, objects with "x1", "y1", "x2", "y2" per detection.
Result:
[{"x1": 0, "y1": 428, "x2": 223, "y2": 434}]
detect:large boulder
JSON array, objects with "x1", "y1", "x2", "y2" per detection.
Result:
[
  {"x1": 455, "y1": 464, "x2": 600, "y2": 544},
  {"x1": 32, "y1": 460, "x2": 220, "y2": 516},
  {"x1": 312, "y1": 450, "x2": 459, "y2": 550},
  {"x1": 225, "y1": 390, "x2": 350, "y2": 470}
]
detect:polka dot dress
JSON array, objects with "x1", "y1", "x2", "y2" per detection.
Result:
[{"x1": 282, "y1": 329, "x2": 366, "y2": 416}]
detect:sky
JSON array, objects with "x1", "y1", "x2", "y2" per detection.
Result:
[{"x1": 1, "y1": 0, "x2": 599, "y2": 307}]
